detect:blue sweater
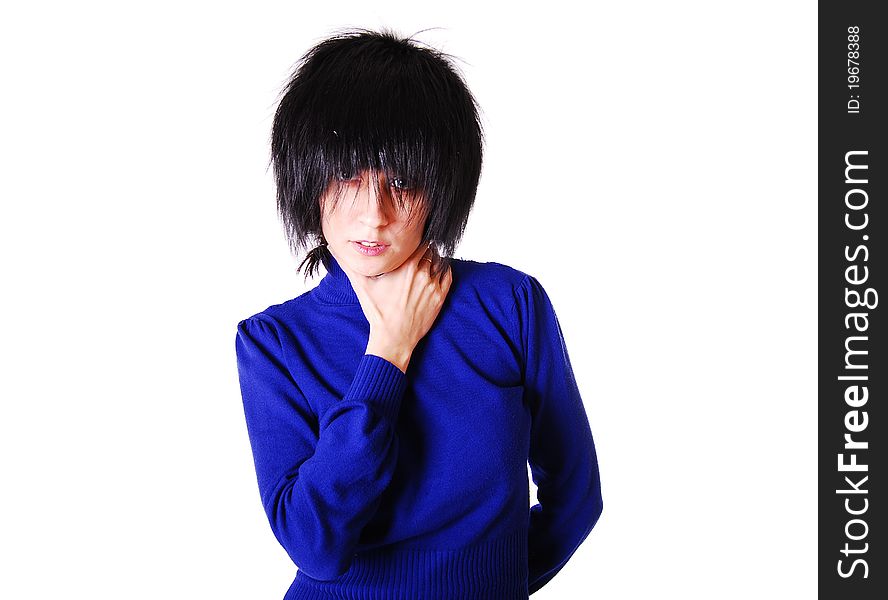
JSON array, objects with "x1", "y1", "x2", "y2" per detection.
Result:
[{"x1": 235, "y1": 254, "x2": 602, "y2": 599}]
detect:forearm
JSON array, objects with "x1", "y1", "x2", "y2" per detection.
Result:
[{"x1": 237, "y1": 318, "x2": 409, "y2": 580}]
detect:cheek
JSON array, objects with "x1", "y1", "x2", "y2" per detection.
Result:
[
  {"x1": 320, "y1": 202, "x2": 348, "y2": 234},
  {"x1": 319, "y1": 210, "x2": 331, "y2": 236}
]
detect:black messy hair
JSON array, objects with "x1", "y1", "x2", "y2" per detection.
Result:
[{"x1": 270, "y1": 27, "x2": 484, "y2": 279}]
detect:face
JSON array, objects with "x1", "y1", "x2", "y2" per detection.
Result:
[{"x1": 320, "y1": 170, "x2": 428, "y2": 278}]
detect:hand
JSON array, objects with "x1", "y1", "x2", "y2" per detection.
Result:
[{"x1": 338, "y1": 242, "x2": 453, "y2": 373}]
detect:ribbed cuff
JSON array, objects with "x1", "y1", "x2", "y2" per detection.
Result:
[{"x1": 342, "y1": 354, "x2": 408, "y2": 423}]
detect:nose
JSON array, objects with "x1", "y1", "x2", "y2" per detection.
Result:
[{"x1": 354, "y1": 171, "x2": 394, "y2": 227}]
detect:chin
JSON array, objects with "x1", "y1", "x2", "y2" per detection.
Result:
[
  {"x1": 335, "y1": 244, "x2": 403, "y2": 277},
  {"x1": 342, "y1": 255, "x2": 385, "y2": 276}
]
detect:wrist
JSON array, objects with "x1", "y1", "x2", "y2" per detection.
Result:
[{"x1": 365, "y1": 339, "x2": 412, "y2": 374}]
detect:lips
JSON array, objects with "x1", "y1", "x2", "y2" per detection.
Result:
[{"x1": 351, "y1": 240, "x2": 390, "y2": 256}]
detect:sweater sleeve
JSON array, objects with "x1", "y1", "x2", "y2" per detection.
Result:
[
  {"x1": 513, "y1": 275, "x2": 603, "y2": 595},
  {"x1": 235, "y1": 315, "x2": 407, "y2": 581}
]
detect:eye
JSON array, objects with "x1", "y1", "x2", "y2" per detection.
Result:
[
  {"x1": 336, "y1": 168, "x2": 359, "y2": 181},
  {"x1": 389, "y1": 177, "x2": 414, "y2": 190}
]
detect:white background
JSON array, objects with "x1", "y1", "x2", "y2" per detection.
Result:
[{"x1": 0, "y1": 1, "x2": 816, "y2": 598}]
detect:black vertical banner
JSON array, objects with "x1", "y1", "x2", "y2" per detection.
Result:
[{"x1": 819, "y1": 2, "x2": 886, "y2": 598}]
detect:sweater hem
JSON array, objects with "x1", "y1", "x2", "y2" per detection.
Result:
[{"x1": 284, "y1": 527, "x2": 529, "y2": 600}]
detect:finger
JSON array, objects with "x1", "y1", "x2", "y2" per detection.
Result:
[
  {"x1": 438, "y1": 260, "x2": 452, "y2": 286},
  {"x1": 414, "y1": 239, "x2": 433, "y2": 258},
  {"x1": 430, "y1": 257, "x2": 450, "y2": 285}
]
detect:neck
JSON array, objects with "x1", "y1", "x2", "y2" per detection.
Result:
[{"x1": 314, "y1": 253, "x2": 360, "y2": 305}]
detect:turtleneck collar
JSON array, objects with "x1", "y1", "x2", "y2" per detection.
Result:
[{"x1": 313, "y1": 253, "x2": 360, "y2": 305}]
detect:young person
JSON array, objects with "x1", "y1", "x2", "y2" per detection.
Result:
[{"x1": 235, "y1": 28, "x2": 603, "y2": 599}]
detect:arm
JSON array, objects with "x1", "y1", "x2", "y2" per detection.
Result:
[
  {"x1": 235, "y1": 315, "x2": 406, "y2": 580},
  {"x1": 512, "y1": 275, "x2": 603, "y2": 595}
]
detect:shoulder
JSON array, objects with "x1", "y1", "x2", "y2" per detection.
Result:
[
  {"x1": 448, "y1": 257, "x2": 555, "y2": 312},
  {"x1": 446, "y1": 257, "x2": 543, "y2": 329},
  {"x1": 236, "y1": 289, "x2": 315, "y2": 335},
  {"x1": 449, "y1": 258, "x2": 562, "y2": 327},
  {"x1": 450, "y1": 257, "x2": 531, "y2": 297}
]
